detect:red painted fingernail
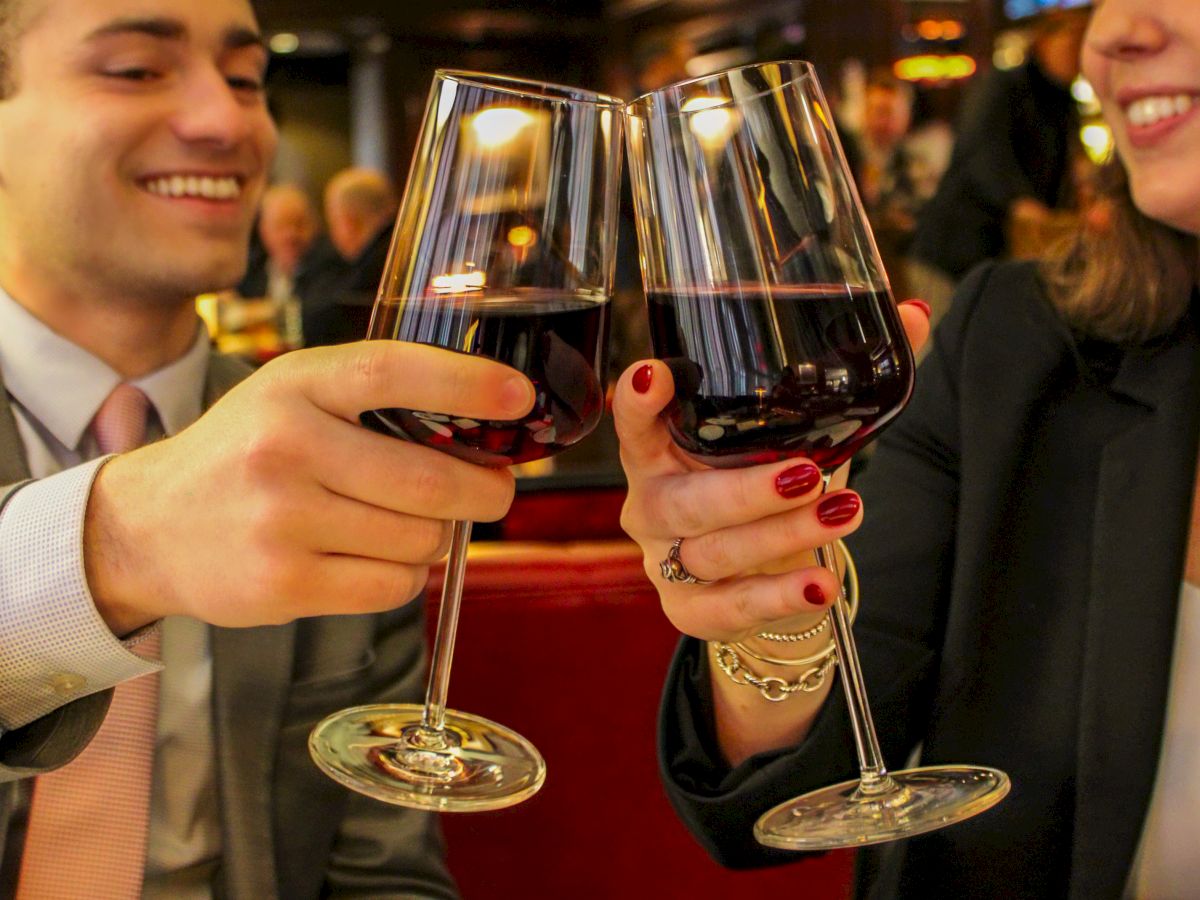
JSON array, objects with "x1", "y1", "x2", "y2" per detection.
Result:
[
  {"x1": 906, "y1": 299, "x2": 932, "y2": 319},
  {"x1": 804, "y1": 583, "x2": 828, "y2": 606},
  {"x1": 632, "y1": 364, "x2": 654, "y2": 394},
  {"x1": 775, "y1": 463, "x2": 821, "y2": 498},
  {"x1": 817, "y1": 492, "x2": 861, "y2": 526}
]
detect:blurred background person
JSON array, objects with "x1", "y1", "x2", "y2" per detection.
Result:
[
  {"x1": 299, "y1": 166, "x2": 399, "y2": 346},
  {"x1": 908, "y1": 7, "x2": 1091, "y2": 323},
  {"x1": 843, "y1": 69, "x2": 948, "y2": 300},
  {"x1": 236, "y1": 184, "x2": 327, "y2": 348}
]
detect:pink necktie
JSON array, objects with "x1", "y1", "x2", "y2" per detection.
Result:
[{"x1": 17, "y1": 384, "x2": 160, "y2": 900}]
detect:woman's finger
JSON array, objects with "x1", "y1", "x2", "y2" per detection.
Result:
[
  {"x1": 658, "y1": 565, "x2": 842, "y2": 642},
  {"x1": 612, "y1": 360, "x2": 692, "y2": 479},
  {"x1": 899, "y1": 299, "x2": 932, "y2": 358},
  {"x1": 628, "y1": 456, "x2": 829, "y2": 539},
  {"x1": 652, "y1": 489, "x2": 862, "y2": 584}
]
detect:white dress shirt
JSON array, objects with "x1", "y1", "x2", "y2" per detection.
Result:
[
  {"x1": 0, "y1": 286, "x2": 220, "y2": 897},
  {"x1": 1129, "y1": 579, "x2": 1200, "y2": 898}
]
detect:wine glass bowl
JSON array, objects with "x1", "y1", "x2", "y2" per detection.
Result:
[
  {"x1": 625, "y1": 60, "x2": 1009, "y2": 849},
  {"x1": 309, "y1": 70, "x2": 623, "y2": 812}
]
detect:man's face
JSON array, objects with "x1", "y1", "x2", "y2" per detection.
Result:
[
  {"x1": 0, "y1": 0, "x2": 277, "y2": 307},
  {"x1": 259, "y1": 190, "x2": 315, "y2": 272},
  {"x1": 863, "y1": 86, "x2": 910, "y2": 148}
]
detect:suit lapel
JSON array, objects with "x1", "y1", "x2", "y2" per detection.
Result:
[
  {"x1": 203, "y1": 352, "x2": 293, "y2": 900},
  {"x1": 0, "y1": 386, "x2": 33, "y2": 486},
  {"x1": 1068, "y1": 323, "x2": 1200, "y2": 898},
  {"x1": 210, "y1": 624, "x2": 295, "y2": 900}
]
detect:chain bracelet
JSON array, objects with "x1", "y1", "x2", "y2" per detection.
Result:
[{"x1": 713, "y1": 642, "x2": 838, "y2": 702}]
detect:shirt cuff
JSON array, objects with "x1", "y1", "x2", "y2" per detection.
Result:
[{"x1": 0, "y1": 457, "x2": 162, "y2": 732}]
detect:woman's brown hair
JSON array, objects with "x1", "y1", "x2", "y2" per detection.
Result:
[{"x1": 1042, "y1": 158, "x2": 1198, "y2": 344}]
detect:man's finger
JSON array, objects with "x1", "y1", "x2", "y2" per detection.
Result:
[{"x1": 283, "y1": 340, "x2": 536, "y2": 424}]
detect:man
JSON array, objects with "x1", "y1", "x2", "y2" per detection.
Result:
[
  {"x1": 233, "y1": 183, "x2": 333, "y2": 347},
  {"x1": 300, "y1": 167, "x2": 398, "y2": 346},
  {"x1": 243, "y1": 183, "x2": 320, "y2": 303},
  {"x1": 0, "y1": 0, "x2": 534, "y2": 896},
  {"x1": 908, "y1": 8, "x2": 1089, "y2": 317}
]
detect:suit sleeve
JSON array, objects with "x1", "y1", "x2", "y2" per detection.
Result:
[{"x1": 656, "y1": 264, "x2": 1001, "y2": 869}]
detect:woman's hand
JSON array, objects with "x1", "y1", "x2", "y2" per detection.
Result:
[{"x1": 613, "y1": 300, "x2": 932, "y2": 642}]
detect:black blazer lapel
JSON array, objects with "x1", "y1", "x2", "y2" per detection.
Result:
[{"x1": 1068, "y1": 325, "x2": 1200, "y2": 899}]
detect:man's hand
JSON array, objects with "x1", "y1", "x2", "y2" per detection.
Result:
[{"x1": 85, "y1": 341, "x2": 535, "y2": 635}]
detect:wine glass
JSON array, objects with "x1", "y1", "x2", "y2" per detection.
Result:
[
  {"x1": 309, "y1": 70, "x2": 624, "y2": 811},
  {"x1": 624, "y1": 60, "x2": 1009, "y2": 849}
]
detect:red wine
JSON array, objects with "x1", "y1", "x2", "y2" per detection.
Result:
[
  {"x1": 362, "y1": 290, "x2": 609, "y2": 467},
  {"x1": 647, "y1": 285, "x2": 913, "y2": 469}
]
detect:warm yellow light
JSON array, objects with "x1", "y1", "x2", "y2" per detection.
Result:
[
  {"x1": 195, "y1": 293, "x2": 220, "y2": 338},
  {"x1": 893, "y1": 54, "x2": 977, "y2": 82},
  {"x1": 431, "y1": 271, "x2": 487, "y2": 293},
  {"x1": 942, "y1": 21, "x2": 964, "y2": 41},
  {"x1": 1080, "y1": 123, "x2": 1114, "y2": 164},
  {"x1": 507, "y1": 225, "x2": 537, "y2": 248},
  {"x1": 683, "y1": 96, "x2": 738, "y2": 149},
  {"x1": 269, "y1": 33, "x2": 300, "y2": 54},
  {"x1": 471, "y1": 107, "x2": 535, "y2": 149}
]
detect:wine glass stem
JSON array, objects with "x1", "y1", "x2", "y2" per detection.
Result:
[
  {"x1": 817, "y1": 474, "x2": 894, "y2": 796},
  {"x1": 419, "y1": 519, "x2": 473, "y2": 740}
]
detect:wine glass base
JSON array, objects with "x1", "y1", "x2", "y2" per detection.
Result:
[
  {"x1": 309, "y1": 703, "x2": 546, "y2": 812},
  {"x1": 753, "y1": 765, "x2": 1010, "y2": 851}
]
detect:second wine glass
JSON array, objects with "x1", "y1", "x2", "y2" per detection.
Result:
[
  {"x1": 309, "y1": 70, "x2": 624, "y2": 812},
  {"x1": 625, "y1": 60, "x2": 1009, "y2": 849}
]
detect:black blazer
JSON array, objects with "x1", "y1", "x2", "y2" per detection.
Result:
[{"x1": 660, "y1": 261, "x2": 1200, "y2": 899}]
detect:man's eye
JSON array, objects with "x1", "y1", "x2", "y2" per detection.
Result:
[
  {"x1": 105, "y1": 68, "x2": 159, "y2": 82},
  {"x1": 227, "y1": 76, "x2": 264, "y2": 92}
]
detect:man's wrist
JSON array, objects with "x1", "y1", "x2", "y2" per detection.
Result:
[{"x1": 84, "y1": 452, "x2": 170, "y2": 636}]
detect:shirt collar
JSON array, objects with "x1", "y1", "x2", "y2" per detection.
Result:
[{"x1": 0, "y1": 285, "x2": 210, "y2": 450}]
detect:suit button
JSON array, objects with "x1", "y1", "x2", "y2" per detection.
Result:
[{"x1": 49, "y1": 673, "x2": 88, "y2": 695}]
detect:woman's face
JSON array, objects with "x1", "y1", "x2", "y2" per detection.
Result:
[{"x1": 1083, "y1": 0, "x2": 1200, "y2": 235}]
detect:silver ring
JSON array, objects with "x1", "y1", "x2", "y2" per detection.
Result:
[{"x1": 659, "y1": 538, "x2": 715, "y2": 586}]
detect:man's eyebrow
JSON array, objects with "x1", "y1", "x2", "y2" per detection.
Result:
[
  {"x1": 223, "y1": 26, "x2": 268, "y2": 54},
  {"x1": 83, "y1": 18, "x2": 267, "y2": 53},
  {"x1": 85, "y1": 17, "x2": 187, "y2": 42}
]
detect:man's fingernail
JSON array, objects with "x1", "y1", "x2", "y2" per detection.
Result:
[
  {"x1": 632, "y1": 364, "x2": 654, "y2": 394},
  {"x1": 502, "y1": 376, "x2": 534, "y2": 413}
]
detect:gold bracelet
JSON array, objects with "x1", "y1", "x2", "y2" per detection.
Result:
[
  {"x1": 712, "y1": 642, "x2": 837, "y2": 702},
  {"x1": 733, "y1": 638, "x2": 835, "y2": 667},
  {"x1": 756, "y1": 615, "x2": 828, "y2": 642}
]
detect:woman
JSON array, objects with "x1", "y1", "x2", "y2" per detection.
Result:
[{"x1": 612, "y1": 2, "x2": 1199, "y2": 897}]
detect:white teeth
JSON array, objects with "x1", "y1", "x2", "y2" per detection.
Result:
[
  {"x1": 144, "y1": 175, "x2": 242, "y2": 199},
  {"x1": 1127, "y1": 94, "x2": 1195, "y2": 127}
]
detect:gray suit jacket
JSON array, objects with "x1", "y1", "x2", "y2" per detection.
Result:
[{"x1": 0, "y1": 352, "x2": 457, "y2": 899}]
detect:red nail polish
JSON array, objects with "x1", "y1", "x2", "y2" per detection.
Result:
[
  {"x1": 817, "y1": 492, "x2": 861, "y2": 526},
  {"x1": 906, "y1": 299, "x2": 932, "y2": 319},
  {"x1": 632, "y1": 364, "x2": 653, "y2": 394},
  {"x1": 775, "y1": 463, "x2": 821, "y2": 498},
  {"x1": 803, "y1": 583, "x2": 827, "y2": 606}
]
